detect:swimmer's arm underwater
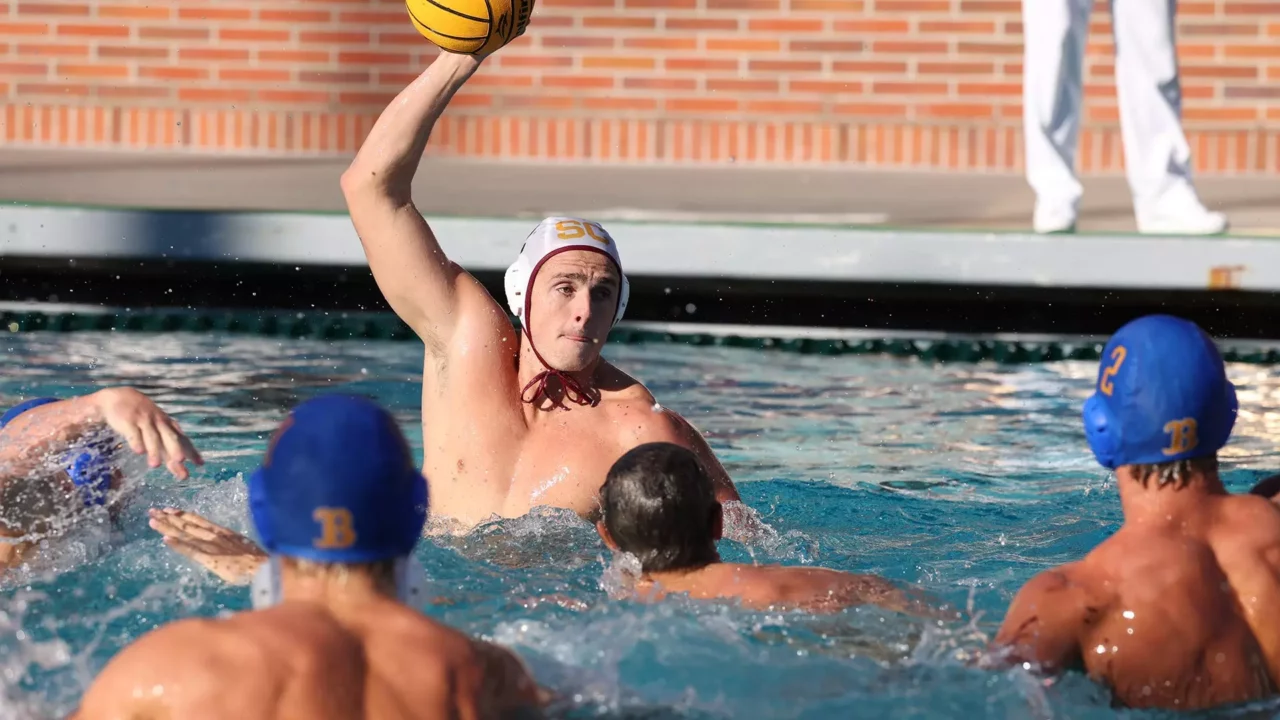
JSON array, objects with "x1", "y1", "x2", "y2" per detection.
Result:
[
  {"x1": 340, "y1": 52, "x2": 486, "y2": 352},
  {"x1": 0, "y1": 388, "x2": 203, "y2": 482},
  {"x1": 989, "y1": 567, "x2": 1090, "y2": 674}
]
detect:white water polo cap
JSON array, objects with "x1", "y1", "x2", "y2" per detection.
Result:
[{"x1": 504, "y1": 216, "x2": 631, "y2": 327}]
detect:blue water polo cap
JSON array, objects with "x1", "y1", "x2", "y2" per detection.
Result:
[
  {"x1": 1083, "y1": 315, "x2": 1238, "y2": 470},
  {"x1": 0, "y1": 397, "x2": 115, "y2": 507},
  {"x1": 247, "y1": 394, "x2": 427, "y2": 563}
]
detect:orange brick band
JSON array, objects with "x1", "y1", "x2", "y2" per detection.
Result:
[
  {"x1": 2, "y1": 0, "x2": 1278, "y2": 172},
  {"x1": 6, "y1": 103, "x2": 1280, "y2": 172}
]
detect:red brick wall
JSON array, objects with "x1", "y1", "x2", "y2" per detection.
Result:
[{"x1": 2, "y1": 0, "x2": 1278, "y2": 172}]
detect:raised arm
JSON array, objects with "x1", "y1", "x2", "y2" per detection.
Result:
[
  {"x1": 339, "y1": 52, "x2": 484, "y2": 352},
  {"x1": 665, "y1": 411, "x2": 740, "y2": 504}
]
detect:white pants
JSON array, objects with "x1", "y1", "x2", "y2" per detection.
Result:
[{"x1": 1022, "y1": 0, "x2": 1197, "y2": 217}]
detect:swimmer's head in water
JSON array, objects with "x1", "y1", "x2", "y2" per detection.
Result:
[
  {"x1": 0, "y1": 397, "x2": 118, "y2": 508},
  {"x1": 598, "y1": 442, "x2": 721, "y2": 574},
  {"x1": 1083, "y1": 315, "x2": 1238, "y2": 471},
  {"x1": 247, "y1": 395, "x2": 427, "y2": 564},
  {"x1": 505, "y1": 217, "x2": 630, "y2": 404}
]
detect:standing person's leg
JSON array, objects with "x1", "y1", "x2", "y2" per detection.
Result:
[
  {"x1": 1112, "y1": 0, "x2": 1226, "y2": 234},
  {"x1": 1022, "y1": 0, "x2": 1093, "y2": 234}
]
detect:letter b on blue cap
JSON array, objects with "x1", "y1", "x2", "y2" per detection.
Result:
[
  {"x1": 313, "y1": 507, "x2": 358, "y2": 550},
  {"x1": 1083, "y1": 315, "x2": 1237, "y2": 470}
]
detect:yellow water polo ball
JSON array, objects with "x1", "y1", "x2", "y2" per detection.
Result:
[{"x1": 406, "y1": 0, "x2": 535, "y2": 55}]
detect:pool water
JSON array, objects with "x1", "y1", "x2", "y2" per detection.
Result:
[{"x1": 3, "y1": 330, "x2": 1280, "y2": 719}]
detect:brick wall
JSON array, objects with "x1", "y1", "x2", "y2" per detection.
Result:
[{"x1": 2, "y1": 0, "x2": 1279, "y2": 172}]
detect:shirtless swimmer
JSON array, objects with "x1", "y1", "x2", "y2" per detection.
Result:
[
  {"x1": 335, "y1": 50, "x2": 743, "y2": 531},
  {"x1": 74, "y1": 395, "x2": 542, "y2": 720}
]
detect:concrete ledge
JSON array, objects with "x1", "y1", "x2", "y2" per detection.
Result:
[
  {"x1": 3, "y1": 148, "x2": 1280, "y2": 235},
  {"x1": 2, "y1": 203, "x2": 1279, "y2": 292}
]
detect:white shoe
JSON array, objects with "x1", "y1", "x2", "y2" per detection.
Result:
[
  {"x1": 1033, "y1": 202, "x2": 1078, "y2": 234},
  {"x1": 1136, "y1": 207, "x2": 1229, "y2": 235}
]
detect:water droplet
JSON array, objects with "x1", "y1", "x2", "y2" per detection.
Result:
[
  {"x1": 1095, "y1": 644, "x2": 1106, "y2": 654},
  {"x1": 1123, "y1": 610, "x2": 1135, "y2": 619}
]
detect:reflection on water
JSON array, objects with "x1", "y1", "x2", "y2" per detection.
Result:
[{"x1": 2, "y1": 331, "x2": 1280, "y2": 718}]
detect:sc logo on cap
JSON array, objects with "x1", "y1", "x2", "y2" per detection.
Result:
[
  {"x1": 313, "y1": 507, "x2": 357, "y2": 550},
  {"x1": 555, "y1": 220, "x2": 611, "y2": 245}
]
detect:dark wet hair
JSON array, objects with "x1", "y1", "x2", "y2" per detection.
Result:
[
  {"x1": 600, "y1": 442, "x2": 719, "y2": 574},
  {"x1": 1250, "y1": 473, "x2": 1280, "y2": 499},
  {"x1": 1129, "y1": 456, "x2": 1218, "y2": 489}
]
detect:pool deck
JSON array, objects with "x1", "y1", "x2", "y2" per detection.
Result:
[
  {"x1": 2, "y1": 146, "x2": 1280, "y2": 235},
  {"x1": 4, "y1": 147, "x2": 1280, "y2": 318}
]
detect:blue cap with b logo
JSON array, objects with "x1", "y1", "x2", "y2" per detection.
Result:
[
  {"x1": 247, "y1": 395, "x2": 427, "y2": 563},
  {"x1": 1083, "y1": 315, "x2": 1238, "y2": 469}
]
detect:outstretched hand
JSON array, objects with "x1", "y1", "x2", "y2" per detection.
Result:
[
  {"x1": 149, "y1": 508, "x2": 266, "y2": 585},
  {"x1": 94, "y1": 388, "x2": 204, "y2": 480}
]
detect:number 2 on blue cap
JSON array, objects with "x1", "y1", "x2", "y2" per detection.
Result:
[
  {"x1": 1100, "y1": 346, "x2": 1127, "y2": 396},
  {"x1": 313, "y1": 508, "x2": 357, "y2": 550}
]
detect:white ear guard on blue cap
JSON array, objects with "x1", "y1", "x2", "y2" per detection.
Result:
[
  {"x1": 250, "y1": 555, "x2": 427, "y2": 610},
  {"x1": 504, "y1": 216, "x2": 630, "y2": 328}
]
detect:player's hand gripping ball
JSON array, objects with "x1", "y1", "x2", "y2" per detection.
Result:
[{"x1": 406, "y1": 0, "x2": 534, "y2": 55}]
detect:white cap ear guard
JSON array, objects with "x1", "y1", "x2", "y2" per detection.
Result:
[{"x1": 503, "y1": 216, "x2": 631, "y2": 328}]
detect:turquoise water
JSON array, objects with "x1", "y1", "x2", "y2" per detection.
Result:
[{"x1": 3, "y1": 330, "x2": 1280, "y2": 719}]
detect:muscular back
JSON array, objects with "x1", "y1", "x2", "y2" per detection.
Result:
[
  {"x1": 75, "y1": 598, "x2": 541, "y2": 720},
  {"x1": 998, "y1": 493, "x2": 1280, "y2": 709}
]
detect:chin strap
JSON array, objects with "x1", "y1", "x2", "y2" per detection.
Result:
[
  {"x1": 520, "y1": 369, "x2": 598, "y2": 408},
  {"x1": 519, "y1": 327, "x2": 599, "y2": 408}
]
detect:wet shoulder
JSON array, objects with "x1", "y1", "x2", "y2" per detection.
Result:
[
  {"x1": 703, "y1": 564, "x2": 849, "y2": 608},
  {"x1": 358, "y1": 604, "x2": 507, "y2": 715},
  {"x1": 1084, "y1": 526, "x2": 1236, "y2": 607},
  {"x1": 81, "y1": 613, "x2": 295, "y2": 717},
  {"x1": 1017, "y1": 559, "x2": 1115, "y2": 616},
  {"x1": 225, "y1": 604, "x2": 368, "y2": 673},
  {"x1": 1083, "y1": 534, "x2": 1184, "y2": 600},
  {"x1": 596, "y1": 362, "x2": 679, "y2": 439},
  {"x1": 360, "y1": 602, "x2": 477, "y2": 671},
  {"x1": 597, "y1": 361, "x2": 658, "y2": 406},
  {"x1": 1218, "y1": 494, "x2": 1280, "y2": 540},
  {"x1": 1211, "y1": 494, "x2": 1280, "y2": 569}
]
